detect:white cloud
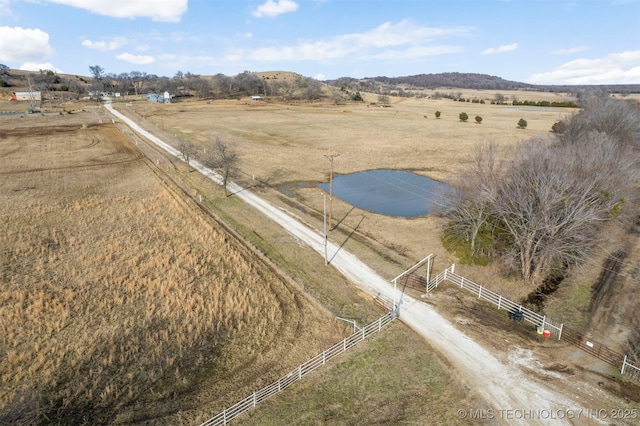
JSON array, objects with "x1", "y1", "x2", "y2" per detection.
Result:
[
  {"x1": 552, "y1": 46, "x2": 589, "y2": 55},
  {"x1": 81, "y1": 37, "x2": 127, "y2": 51},
  {"x1": 235, "y1": 20, "x2": 471, "y2": 63},
  {"x1": 482, "y1": 43, "x2": 518, "y2": 55},
  {"x1": 373, "y1": 45, "x2": 463, "y2": 60},
  {"x1": 20, "y1": 62, "x2": 63, "y2": 73},
  {"x1": 314, "y1": 72, "x2": 326, "y2": 80},
  {"x1": 44, "y1": 0, "x2": 187, "y2": 22},
  {"x1": 529, "y1": 50, "x2": 640, "y2": 84},
  {"x1": 252, "y1": 0, "x2": 298, "y2": 18},
  {"x1": 116, "y1": 52, "x2": 155, "y2": 65},
  {"x1": 0, "y1": 26, "x2": 53, "y2": 63}
]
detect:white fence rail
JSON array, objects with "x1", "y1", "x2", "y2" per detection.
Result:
[
  {"x1": 431, "y1": 266, "x2": 564, "y2": 338},
  {"x1": 622, "y1": 355, "x2": 640, "y2": 380},
  {"x1": 428, "y1": 265, "x2": 639, "y2": 381},
  {"x1": 199, "y1": 311, "x2": 397, "y2": 426}
]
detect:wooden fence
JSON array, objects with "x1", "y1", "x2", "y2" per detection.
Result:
[{"x1": 199, "y1": 311, "x2": 397, "y2": 426}]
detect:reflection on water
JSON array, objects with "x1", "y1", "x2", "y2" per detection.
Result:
[{"x1": 317, "y1": 169, "x2": 451, "y2": 218}]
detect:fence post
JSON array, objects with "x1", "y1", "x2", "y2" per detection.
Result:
[
  {"x1": 253, "y1": 392, "x2": 256, "y2": 407},
  {"x1": 558, "y1": 323, "x2": 563, "y2": 340},
  {"x1": 343, "y1": 338, "x2": 346, "y2": 352},
  {"x1": 541, "y1": 315, "x2": 546, "y2": 331},
  {"x1": 379, "y1": 316, "x2": 382, "y2": 331},
  {"x1": 298, "y1": 365, "x2": 302, "y2": 380},
  {"x1": 498, "y1": 295, "x2": 502, "y2": 310},
  {"x1": 322, "y1": 351, "x2": 326, "y2": 365},
  {"x1": 223, "y1": 408, "x2": 227, "y2": 425},
  {"x1": 479, "y1": 286, "x2": 482, "y2": 298},
  {"x1": 362, "y1": 326, "x2": 365, "y2": 340},
  {"x1": 460, "y1": 276, "x2": 464, "y2": 288},
  {"x1": 622, "y1": 355, "x2": 627, "y2": 375}
]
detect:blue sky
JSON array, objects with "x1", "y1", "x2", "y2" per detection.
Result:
[{"x1": 0, "y1": 0, "x2": 639, "y2": 84}]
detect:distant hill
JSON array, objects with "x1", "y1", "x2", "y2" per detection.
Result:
[{"x1": 330, "y1": 72, "x2": 640, "y2": 94}]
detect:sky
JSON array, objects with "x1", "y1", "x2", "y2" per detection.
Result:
[{"x1": 0, "y1": 0, "x2": 639, "y2": 84}]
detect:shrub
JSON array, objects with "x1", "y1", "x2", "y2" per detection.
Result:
[
  {"x1": 475, "y1": 115, "x2": 483, "y2": 124},
  {"x1": 551, "y1": 121, "x2": 566, "y2": 134},
  {"x1": 435, "y1": 111, "x2": 441, "y2": 119},
  {"x1": 459, "y1": 112, "x2": 469, "y2": 122},
  {"x1": 517, "y1": 118, "x2": 527, "y2": 129}
]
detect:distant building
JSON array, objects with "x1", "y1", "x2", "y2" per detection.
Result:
[
  {"x1": 11, "y1": 91, "x2": 41, "y2": 101},
  {"x1": 164, "y1": 91, "x2": 171, "y2": 104},
  {"x1": 147, "y1": 93, "x2": 164, "y2": 103},
  {"x1": 251, "y1": 95, "x2": 262, "y2": 101}
]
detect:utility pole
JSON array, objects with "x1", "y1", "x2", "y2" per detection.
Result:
[
  {"x1": 324, "y1": 153, "x2": 340, "y2": 230},
  {"x1": 323, "y1": 192, "x2": 328, "y2": 265}
]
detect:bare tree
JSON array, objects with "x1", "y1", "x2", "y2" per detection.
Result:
[
  {"x1": 443, "y1": 97, "x2": 640, "y2": 282},
  {"x1": 178, "y1": 139, "x2": 197, "y2": 172},
  {"x1": 128, "y1": 71, "x2": 148, "y2": 96},
  {"x1": 89, "y1": 65, "x2": 105, "y2": 80},
  {"x1": 492, "y1": 133, "x2": 637, "y2": 281},
  {"x1": 204, "y1": 138, "x2": 239, "y2": 197},
  {"x1": 444, "y1": 142, "x2": 501, "y2": 256},
  {"x1": 556, "y1": 95, "x2": 640, "y2": 150}
]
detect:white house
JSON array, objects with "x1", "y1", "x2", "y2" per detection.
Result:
[
  {"x1": 164, "y1": 91, "x2": 171, "y2": 104},
  {"x1": 12, "y1": 92, "x2": 41, "y2": 101}
]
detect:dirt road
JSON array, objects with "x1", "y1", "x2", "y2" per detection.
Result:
[{"x1": 105, "y1": 102, "x2": 604, "y2": 425}]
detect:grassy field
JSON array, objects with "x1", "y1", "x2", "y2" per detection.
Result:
[
  {"x1": 2, "y1": 89, "x2": 636, "y2": 424},
  {"x1": 0, "y1": 110, "x2": 346, "y2": 424},
  {"x1": 0, "y1": 104, "x2": 483, "y2": 424},
  {"x1": 119, "y1": 91, "x2": 578, "y2": 301}
]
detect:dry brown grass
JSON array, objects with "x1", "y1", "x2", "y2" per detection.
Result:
[
  {"x1": 0, "y1": 109, "x2": 344, "y2": 424},
  {"x1": 125, "y1": 93, "x2": 573, "y2": 184},
  {"x1": 118, "y1": 92, "x2": 577, "y2": 300}
]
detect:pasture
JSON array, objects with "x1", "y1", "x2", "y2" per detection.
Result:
[
  {"x1": 121, "y1": 91, "x2": 576, "y2": 300},
  {"x1": 5, "y1": 90, "x2": 637, "y2": 424},
  {"x1": 0, "y1": 110, "x2": 345, "y2": 423},
  {"x1": 0, "y1": 104, "x2": 480, "y2": 424}
]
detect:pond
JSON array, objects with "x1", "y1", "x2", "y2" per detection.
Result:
[{"x1": 317, "y1": 169, "x2": 451, "y2": 218}]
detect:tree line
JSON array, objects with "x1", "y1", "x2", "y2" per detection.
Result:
[
  {"x1": 443, "y1": 96, "x2": 640, "y2": 283},
  {"x1": 87, "y1": 66, "x2": 325, "y2": 101}
]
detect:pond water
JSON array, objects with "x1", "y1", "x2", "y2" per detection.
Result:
[{"x1": 317, "y1": 169, "x2": 451, "y2": 218}]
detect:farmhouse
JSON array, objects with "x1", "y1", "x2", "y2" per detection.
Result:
[{"x1": 11, "y1": 91, "x2": 41, "y2": 101}]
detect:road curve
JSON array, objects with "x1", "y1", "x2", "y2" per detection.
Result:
[{"x1": 105, "y1": 102, "x2": 596, "y2": 425}]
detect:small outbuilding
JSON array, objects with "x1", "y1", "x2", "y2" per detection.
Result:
[
  {"x1": 11, "y1": 91, "x2": 41, "y2": 101},
  {"x1": 147, "y1": 93, "x2": 164, "y2": 103}
]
